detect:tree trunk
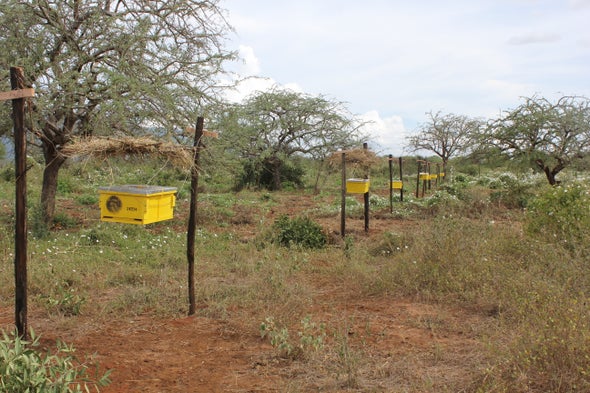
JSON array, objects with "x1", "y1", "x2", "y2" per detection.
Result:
[
  {"x1": 41, "y1": 143, "x2": 66, "y2": 226},
  {"x1": 543, "y1": 167, "x2": 557, "y2": 186},
  {"x1": 313, "y1": 159, "x2": 325, "y2": 194},
  {"x1": 266, "y1": 156, "x2": 282, "y2": 191},
  {"x1": 272, "y1": 160, "x2": 281, "y2": 191},
  {"x1": 536, "y1": 159, "x2": 560, "y2": 186}
]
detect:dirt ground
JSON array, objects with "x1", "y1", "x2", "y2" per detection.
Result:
[
  {"x1": 0, "y1": 296, "x2": 487, "y2": 392},
  {"x1": 0, "y1": 193, "x2": 492, "y2": 392}
]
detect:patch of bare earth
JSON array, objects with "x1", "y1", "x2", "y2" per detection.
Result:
[{"x1": 1, "y1": 290, "x2": 490, "y2": 392}]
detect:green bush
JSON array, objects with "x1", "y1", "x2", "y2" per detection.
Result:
[
  {"x1": 489, "y1": 172, "x2": 535, "y2": 208},
  {"x1": 0, "y1": 141, "x2": 5, "y2": 161},
  {"x1": 1, "y1": 166, "x2": 15, "y2": 182},
  {"x1": 270, "y1": 215, "x2": 327, "y2": 249},
  {"x1": 368, "y1": 194, "x2": 389, "y2": 209},
  {"x1": 260, "y1": 315, "x2": 325, "y2": 359},
  {"x1": 53, "y1": 212, "x2": 78, "y2": 229},
  {"x1": 0, "y1": 330, "x2": 110, "y2": 392},
  {"x1": 235, "y1": 158, "x2": 304, "y2": 191},
  {"x1": 57, "y1": 176, "x2": 76, "y2": 195},
  {"x1": 525, "y1": 182, "x2": 590, "y2": 249},
  {"x1": 75, "y1": 194, "x2": 99, "y2": 206}
]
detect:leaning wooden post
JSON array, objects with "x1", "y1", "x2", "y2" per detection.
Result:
[
  {"x1": 415, "y1": 160, "x2": 421, "y2": 198},
  {"x1": 398, "y1": 157, "x2": 404, "y2": 202},
  {"x1": 11, "y1": 67, "x2": 29, "y2": 338},
  {"x1": 388, "y1": 154, "x2": 393, "y2": 214},
  {"x1": 427, "y1": 162, "x2": 432, "y2": 191},
  {"x1": 363, "y1": 143, "x2": 369, "y2": 233},
  {"x1": 340, "y1": 152, "x2": 346, "y2": 237},
  {"x1": 187, "y1": 116, "x2": 204, "y2": 316}
]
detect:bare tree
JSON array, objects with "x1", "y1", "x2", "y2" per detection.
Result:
[
  {"x1": 406, "y1": 111, "x2": 481, "y2": 169},
  {"x1": 0, "y1": 0, "x2": 234, "y2": 226}
]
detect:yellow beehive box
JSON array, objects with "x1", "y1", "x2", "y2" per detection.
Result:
[
  {"x1": 419, "y1": 173, "x2": 429, "y2": 180},
  {"x1": 346, "y1": 178, "x2": 370, "y2": 194},
  {"x1": 430, "y1": 174, "x2": 438, "y2": 180},
  {"x1": 98, "y1": 185, "x2": 177, "y2": 225},
  {"x1": 391, "y1": 180, "x2": 403, "y2": 190}
]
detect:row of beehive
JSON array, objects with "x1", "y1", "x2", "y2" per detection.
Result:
[
  {"x1": 98, "y1": 174, "x2": 446, "y2": 225},
  {"x1": 419, "y1": 173, "x2": 444, "y2": 180},
  {"x1": 346, "y1": 173, "x2": 444, "y2": 194}
]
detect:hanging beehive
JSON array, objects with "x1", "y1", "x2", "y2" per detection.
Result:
[
  {"x1": 98, "y1": 185, "x2": 177, "y2": 225},
  {"x1": 346, "y1": 178, "x2": 370, "y2": 194},
  {"x1": 391, "y1": 180, "x2": 403, "y2": 190}
]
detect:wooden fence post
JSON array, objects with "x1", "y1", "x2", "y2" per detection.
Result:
[
  {"x1": 416, "y1": 161, "x2": 421, "y2": 198},
  {"x1": 398, "y1": 157, "x2": 404, "y2": 202},
  {"x1": 388, "y1": 154, "x2": 393, "y2": 214},
  {"x1": 340, "y1": 152, "x2": 346, "y2": 237},
  {"x1": 187, "y1": 116, "x2": 204, "y2": 316},
  {"x1": 363, "y1": 143, "x2": 369, "y2": 233},
  {"x1": 11, "y1": 66, "x2": 28, "y2": 338}
]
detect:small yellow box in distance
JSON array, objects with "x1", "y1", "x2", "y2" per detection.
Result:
[
  {"x1": 346, "y1": 178, "x2": 370, "y2": 194},
  {"x1": 430, "y1": 174, "x2": 438, "y2": 180},
  {"x1": 98, "y1": 185, "x2": 177, "y2": 225},
  {"x1": 419, "y1": 173, "x2": 429, "y2": 180},
  {"x1": 391, "y1": 180, "x2": 403, "y2": 190}
]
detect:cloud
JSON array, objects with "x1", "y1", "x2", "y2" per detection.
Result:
[
  {"x1": 569, "y1": 0, "x2": 590, "y2": 9},
  {"x1": 507, "y1": 32, "x2": 561, "y2": 45},
  {"x1": 224, "y1": 45, "x2": 303, "y2": 103},
  {"x1": 224, "y1": 77, "x2": 273, "y2": 103},
  {"x1": 237, "y1": 45, "x2": 261, "y2": 75},
  {"x1": 360, "y1": 111, "x2": 408, "y2": 156},
  {"x1": 223, "y1": 0, "x2": 590, "y2": 142}
]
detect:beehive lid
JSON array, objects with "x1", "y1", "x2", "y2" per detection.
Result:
[
  {"x1": 346, "y1": 178, "x2": 369, "y2": 183},
  {"x1": 98, "y1": 185, "x2": 177, "y2": 195}
]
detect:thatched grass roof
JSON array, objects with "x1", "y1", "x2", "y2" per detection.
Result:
[
  {"x1": 328, "y1": 148, "x2": 380, "y2": 173},
  {"x1": 61, "y1": 136, "x2": 194, "y2": 169}
]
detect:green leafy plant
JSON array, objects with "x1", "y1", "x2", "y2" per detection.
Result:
[
  {"x1": 526, "y1": 182, "x2": 590, "y2": 249},
  {"x1": 75, "y1": 194, "x2": 99, "y2": 206},
  {"x1": 260, "y1": 317, "x2": 293, "y2": 357},
  {"x1": 44, "y1": 286, "x2": 86, "y2": 316},
  {"x1": 0, "y1": 165, "x2": 15, "y2": 182},
  {"x1": 270, "y1": 215, "x2": 327, "y2": 249},
  {"x1": 0, "y1": 329, "x2": 110, "y2": 392},
  {"x1": 53, "y1": 212, "x2": 78, "y2": 229},
  {"x1": 260, "y1": 316, "x2": 326, "y2": 359}
]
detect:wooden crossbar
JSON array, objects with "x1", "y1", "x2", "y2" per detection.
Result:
[
  {"x1": 0, "y1": 88, "x2": 35, "y2": 101},
  {"x1": 185, "y1": 126, "x2": 218, "y2": 139}
]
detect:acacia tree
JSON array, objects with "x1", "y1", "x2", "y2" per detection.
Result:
[
  {"x1": 406, "y1": 111, "x2": 481, "y2": 170},
  {"x1": 486, "y1": 95, "x2": 590, "y2": 185},
  {"x1": 217, "y1": 86, "x2": 365, "y2": 190},
  {"x1": 0, "y1": 0, "x2": 234, "y2": 225}
]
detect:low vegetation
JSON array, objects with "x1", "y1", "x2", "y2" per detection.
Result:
[
  {"x1": 0, "y1": 330, "x2": 110, "y2": 393},
  {"x1": 1, "y1": 156, "x2": 589, "y2": 392}
]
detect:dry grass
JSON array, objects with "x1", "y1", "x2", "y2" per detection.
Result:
[
  {"x1": 328, "y1": 148, "x2": 381, "y2": 174},
  {"x1": 61, "y1": 136, "x2": 194, "y2": 169}
]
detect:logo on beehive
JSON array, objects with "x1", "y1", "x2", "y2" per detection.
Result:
[{"x1": 106, "y1": 195, "x2": 122, "y2": 213}]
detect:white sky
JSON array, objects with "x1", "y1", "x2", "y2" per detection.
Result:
[{"x1": 222, "y1": 0, "x2": 590, "y2": 155}]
